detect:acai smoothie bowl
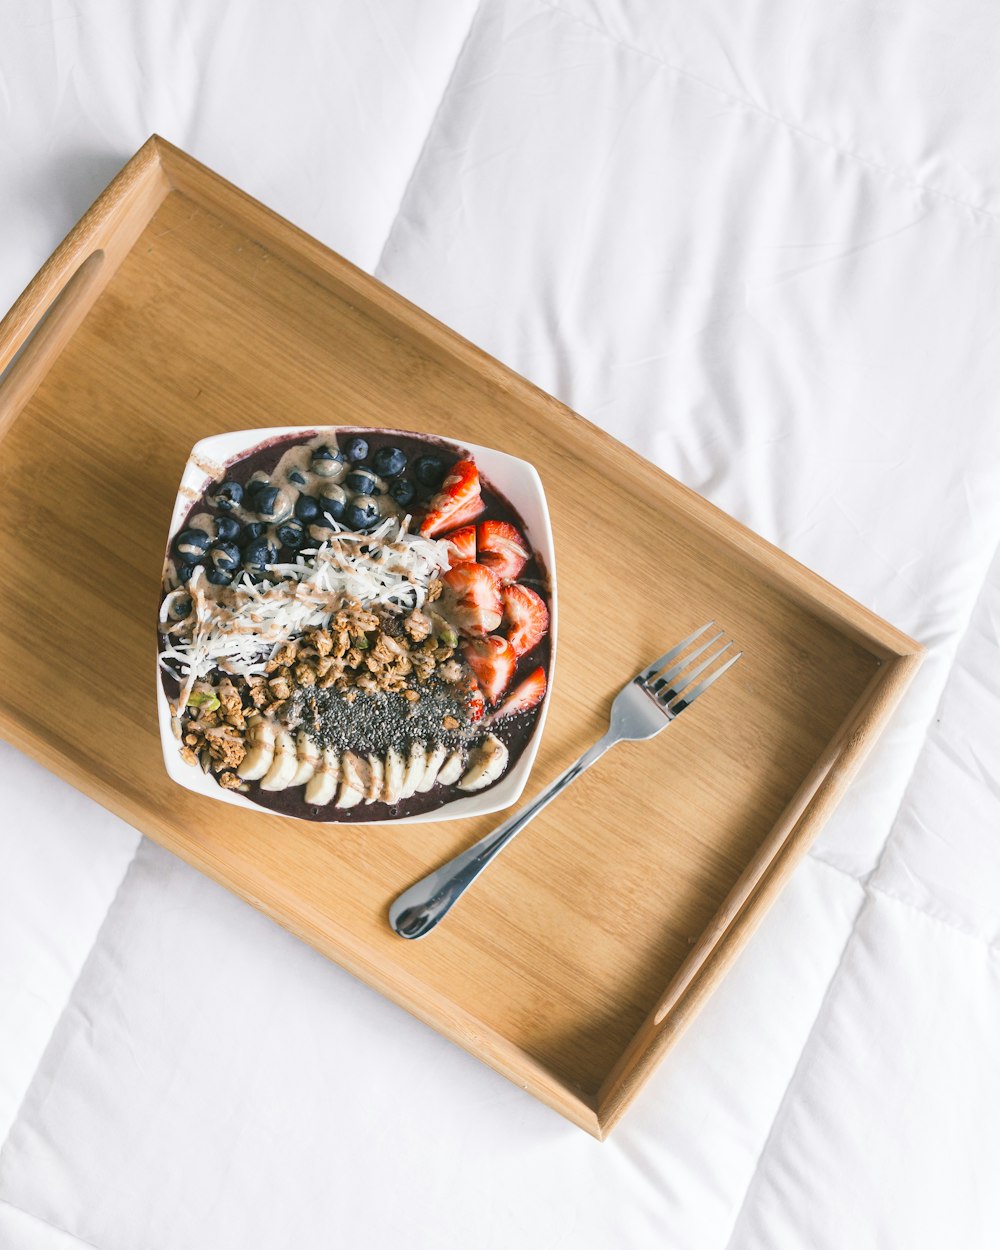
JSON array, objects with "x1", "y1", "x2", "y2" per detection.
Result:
[{"x1": 156, "y1": 426, "x2": 556, "y2": 824}]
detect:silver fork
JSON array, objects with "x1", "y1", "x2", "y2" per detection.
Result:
[{"x1": 389, "y1": 622, "x2": 742, "y2": 939}]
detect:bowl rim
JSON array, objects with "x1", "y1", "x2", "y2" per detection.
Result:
[{"x1": 156, "y1": 424, "x2": 557, "y2": 824}]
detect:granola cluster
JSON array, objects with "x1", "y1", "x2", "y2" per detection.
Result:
[
  {"x1": 177, "y1": 675, "x2": 252, "y2": 790},
  {"x1": 247, "y1": 597, "x2": 462, "y2": 717}
]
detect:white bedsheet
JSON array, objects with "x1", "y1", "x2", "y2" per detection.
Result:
[{"x1": 1, "y1": 2, "x2": 997, "y2": 1246}]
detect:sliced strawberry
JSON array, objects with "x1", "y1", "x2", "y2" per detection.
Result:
[
  {"x1": 461, "y1": 635, "x2": 518, "y2": 704},
  {"x1": 443, "y1": 525, "x2": 477, "y2": 563},
  {"x1": 494, "y1": 667, "x2": 547, "y2": 719},
  {"x1": 440, "y1": 492, "x2": 485, "y2": 531},
  {"x1": 465, "y1": 683, "x2": 486, "y2": 722},
  {"x1": 442, "y1": 562, "x2": 503, "y2": 634},
  {"x1": 477, "y1": 520, "x2": 529, "y2": 581},
  {"x1": 419, "y1": 460, "x2": 483, "y2": 538},
  {"x1": 501, "y1": 583, "x2": 549, "y2": 656}
]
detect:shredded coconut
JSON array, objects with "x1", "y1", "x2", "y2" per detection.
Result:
[{"x1": 160, "y1": 516, "x2": 451, "y2": 711}]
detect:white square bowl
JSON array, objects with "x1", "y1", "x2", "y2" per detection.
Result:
[{"x1": 157, "y1": 426, "x2": 557, "y2": 823}]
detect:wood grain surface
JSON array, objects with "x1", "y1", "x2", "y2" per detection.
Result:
[{"x1": 0, "y1": 138, "x2": 921, "y2": 1137}]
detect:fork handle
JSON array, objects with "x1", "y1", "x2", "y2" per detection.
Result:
[{"x1": 389, "y1": 733, "x2": 617, "y2": 939}]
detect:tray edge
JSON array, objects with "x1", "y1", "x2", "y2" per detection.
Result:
[{"x1": 594, "y1": 646, "x2": 922, "y2": 1136}]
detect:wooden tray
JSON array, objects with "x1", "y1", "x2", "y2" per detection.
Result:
[{"x1": 0, "y1": 137, "x2": 921, "y2": 1138}]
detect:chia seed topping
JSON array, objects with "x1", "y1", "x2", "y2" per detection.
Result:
[{"x1": 294, "y1": 679, "x2": 481, "y2": 755}]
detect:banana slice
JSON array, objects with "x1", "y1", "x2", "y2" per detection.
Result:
[
  {"x1": 457, "y1": 735, "x2": 509, "y2": 792},
  {"x1": 290, "y1": 732, "x2": 320, "y2": 787},
  {"x1": 382, "y1": 746, "x2": 405, "y2": 805},
  {"x1": 399, "y1": 740, "x2": 427, "y2": 799},
  {"x1": 304, "y1": 747, "x2": 340, "y2": 806},
  {"x1": 237, "y1": 718, "x2": 277, "y2": 780},
  {"x1": 335, "y1": 781, "x2": 364, "y2": 809},
  {"x1": 343, "y1": 751, "x2": 371, "y2": 792},
  {"x1": 365, "y1": 754, "x2": 384, "y2": 803},
  {"x1": 260, "y1": 728, "x2": 298, "y2": 791},
  {"x1": 336, "y1": 751, "x2": 369, "y2": 808},
  {"x1": 416, "y1": 743, "x2": 448, "y2": 792},
  {"x1": 436, "y1": 750, "x2": 465, "y2": 787}
]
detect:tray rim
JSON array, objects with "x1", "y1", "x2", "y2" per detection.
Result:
[{"x1": 0, "y1": 136, "x2": 923, "y2": 1139}]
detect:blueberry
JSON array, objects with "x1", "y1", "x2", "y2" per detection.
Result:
[
  {"x1": 389, "y1": 479, "x2": 416, "y2": 507},
  {"x1": 207, "y1": 481, "x2": 243, "y2": 513},
  {"x1": 206, "y1": 569, "x2": 233, "y2": 586},
  {"x1": 214, "y1": 515, "x2": 241, "y2": 542},
  {"x1": 242, "y1": 538, "x2": 278, "y2": 570},
  {"x1": 317, "y1": 485, "x2": 348, "y2": 520},
  {"x1": 207, "y1": 542, "x2": 240, "y2": 574},
  {"x1": 346, "y1": 497, "x2": 381, "y2": 531},
  {"x1": 310, "y1": 445, "x2": 346, "y2": 478},
  {"x1": 242, "y1": 522, "x2": 264, "y2": 543},
  {"x1": 413, "y1": 455, "x2": 446, "y2": 489},
  {"x1": 345, "y1": 467, "x2": 379, "y2": 496},
  {"x1": 344, "y1": 436, "x2": 369, "y2": 463},
  {"x1": 252, "y1": 486, "x2": 292, "y2": 523},
  {"x1": 372, "y1": 446, "x2": 407, "y2": 478},
  {"x1": 176, "y1": 563, "x2": 197, "y2": 584},
  {"x1": 276, "y1": 519, "x2": 305, "y2": 549},
  {"x1": 287, "y1": 468, "x2": 308, "y2": 487},
  {"x1": 165, "y1": 594, "x2": 192, "y2": 620},
  {"x1": 173, "y1": 528, "x2": 211, "y2": 561},
  {"x1": 251, "y1": 483, "x2": 276, "y2": 509},
  {"x1": 294, "y1": 494, "x2": 319, "y2": 522},
  {"x1": 245, "y1": 476, "x2": 269, "y2": 500}
]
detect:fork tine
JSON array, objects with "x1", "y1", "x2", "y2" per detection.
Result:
[
  {"x1": 637, "y1": 622, "x2": 715, "y2": 684},
  {"x1": 669, "y1": 650, "x2": 743, "y2": 714},
  {"x1": 654, "y1": 641, "x2": 734, "y2": 706},
  {"x1": 646, "y1": 630, "x2": 724, "y2": 694}
]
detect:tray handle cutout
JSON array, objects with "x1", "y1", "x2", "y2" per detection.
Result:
[{"x1": 0, "y1": 249, "x2": 106, "y2": 432}]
